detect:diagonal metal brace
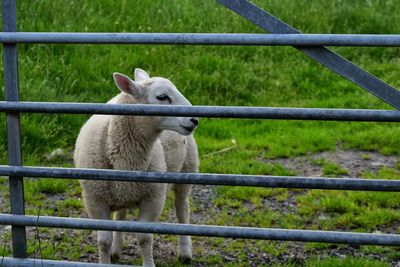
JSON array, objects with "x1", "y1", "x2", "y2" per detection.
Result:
[{"x1": 217, "y1": 0, "x2": 400, "y2": 110}]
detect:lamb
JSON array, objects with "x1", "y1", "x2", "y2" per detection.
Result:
[{"x1": 74, "y1": 68, "x2": 199, "y2": 267}]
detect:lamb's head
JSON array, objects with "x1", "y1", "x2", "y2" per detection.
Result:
[{"x1": 113, "y1": 68, "x2": 199, "y2": 136}]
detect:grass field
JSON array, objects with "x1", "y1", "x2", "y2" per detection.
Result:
[{"x1": 1, "y1": 0, "x2": 400, "y2": 266}]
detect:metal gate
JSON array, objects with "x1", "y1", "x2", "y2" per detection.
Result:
[{"x1": 1, "y1": 0, "x2": 400, "y2": 266}]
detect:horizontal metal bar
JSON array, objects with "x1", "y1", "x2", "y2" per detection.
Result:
[
  {"x1": 1, "y1": 32, "x2": 400, "y2": 46},
  {"x1": 0, "y1": 101, "x2": 399, "y2": 121},
  {"x1": 0, "y1": 257, "x2": 132, "y2": 267},
  {"x1": 1, "y1": 165, "x2": 399, "y2": 191},
  {"x1": 0, "y1": 214, "x2": 399, "y2": 246}
]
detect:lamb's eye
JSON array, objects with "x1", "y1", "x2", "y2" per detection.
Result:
[{"x1": 156, "y1": 94, "x2": 171, "y2": 102}]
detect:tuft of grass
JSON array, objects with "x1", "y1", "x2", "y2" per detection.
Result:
[
  {"x1": 312, "y1": 158, "x2": 349, "y2": 176},
  {"x1": 322, "y1": 162, "x2": 348, "y2": 177},
  {"x1": 361, "y1": 154, "x2": 371, "y2": 160},
  {"x1": 59, "y1": 198, "x2": 83, "y2": 210},
  {"x1": 214, "y1": 186, "x2": 287, "y2": 208},
  {"x1": 25, "y1": 179, "x2": 69, "y2": 195}
]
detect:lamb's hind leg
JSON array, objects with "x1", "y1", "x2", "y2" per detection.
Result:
[
  {"x1": 111, "y1": 208, "x2": 127, "y2": 262},
  {"x1": 174, "y1": 136, "x2": 198, "y2": 262},
  {"x1": 136, "y1": 194, "x2": 166, "y2": 267},
  {"x1": 173, "y1": 184, "x2": 193, "y2": 262}
]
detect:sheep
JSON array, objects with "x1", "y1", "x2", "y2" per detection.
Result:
[{"x1": 74, "y1": 68, "x2": 199, "y2": 267}]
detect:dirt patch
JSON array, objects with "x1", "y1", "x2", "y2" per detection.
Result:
[{"x1": 265, "y1": 148, "x2": 398, "y2": 177}]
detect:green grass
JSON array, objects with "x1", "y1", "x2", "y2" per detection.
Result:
[
  {"x1": 25, "y1": 179, "x2": 69, "y2": 195},
  {"x1": 297, "y1": 168, "x2": 400, "y2": 231},
  {"x1": 304, "y1": 257, "x2": 390, "y2": 267},
  {"x1": 1, "y1": 0, "x2": 400, "y2": 266},
  {"x1": 312, "y1": 159, "x2": 349, "y2": 176},
  {"x1": 270, "y1": 256, "x2": 392, "y2": 267},
  {"x1": 0, "y1": 0, "x2": 400, "y2": 165}
]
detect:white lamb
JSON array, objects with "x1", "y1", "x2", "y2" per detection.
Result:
[{"x1": 74, "y1": 68, "x2": 199, "y2": 267}]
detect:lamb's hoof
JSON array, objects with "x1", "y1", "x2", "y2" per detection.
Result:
[
  {"x1": 178, "y1": 255, "x2": 192, "y2": 264},
  {"x1": 111, "y1": 253, "x2": 120, "y2": 263}
]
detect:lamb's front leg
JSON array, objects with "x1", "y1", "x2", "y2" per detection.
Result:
[
  {"x1": 136, "y1": 190, "x2": 166, "y2": 267},
  {"x1": 173, "y1": 184, "x2": 193, "y2": 262},
  {"x1": 85, "y1": 201, "x2": 113, "y2": 263},
  {"x1": 111, "y1": 208, "x2": 127, "y2": 262}
]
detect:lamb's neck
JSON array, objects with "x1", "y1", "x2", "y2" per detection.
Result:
[
  {"x1": 108, "y1": 93, "x2": 162, "y2": 170},
  {"x1": 119, "y1": 116, "x2": 160, "y2": 170},
  {"x1": 108, "y1": 100, "x2": 161, "y2": 170}
]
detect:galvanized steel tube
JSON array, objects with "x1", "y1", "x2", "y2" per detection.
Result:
[
  {"x1": 0, "y1": 257, "x2": 133, "y2": 267},
  {"x1": 0, "y1": 101, "x2": 399, "y2": 121},
  {"x1": 0, "y1": 165, "x2": 399, "y2": 191},
  {"x1": 1, "y1": 32, "x2": 400, "y2": 46},
  {"x1": 0, "y1": 214, "x2": 399, "y2": 246}
]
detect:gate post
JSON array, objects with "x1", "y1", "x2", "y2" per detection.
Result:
[{"x1": 2, "y1": 0, "x2": 27, "y2": 257}]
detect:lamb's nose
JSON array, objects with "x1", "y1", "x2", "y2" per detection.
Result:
[{"x1": 190, "y1": 118, "x2": 199, "y2": 126}]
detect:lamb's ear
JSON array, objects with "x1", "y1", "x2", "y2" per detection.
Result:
[
  {"x1": 113, "y1": 72, "x2": 144, "y2": 98},
  {"x1": 134, "y1": 68, "x2": 150, "y2": 82}
]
